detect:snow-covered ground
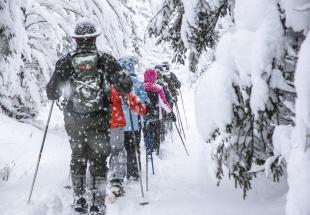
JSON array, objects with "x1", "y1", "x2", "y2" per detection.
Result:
[{"x1": 0, "y1": 87, "x2": 286, "y2": 215}]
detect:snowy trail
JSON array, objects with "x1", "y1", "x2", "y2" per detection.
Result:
[
  {"x1": 0, "y1": 89, "x2": 286, "y2": 215},
  {"x1": 107, "y1": 89, "x2": 286, "y2": 215}
]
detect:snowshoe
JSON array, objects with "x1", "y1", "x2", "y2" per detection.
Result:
[
  {"x1": 72, "y1": 196, "x2": 88, "y2": 214},
  {"x1": 88, "y1": 204, "x2": 106, "y2": 215}
]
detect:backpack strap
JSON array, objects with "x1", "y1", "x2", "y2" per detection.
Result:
[{"x1": 67, "y1": 51, "x2": 78, "y2": 80}]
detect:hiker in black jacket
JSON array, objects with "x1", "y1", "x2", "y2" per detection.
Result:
[{"x1": 46, "y1": 18, "x2": 132, "y2": 215}]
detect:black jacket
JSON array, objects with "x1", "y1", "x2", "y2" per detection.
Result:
[
  {"x1": 145, "y1": 91, "x2": 160, "y2": 121},
  {"x1": 46, "y1": 51, "x2": 133, "y2": 128},
  {"x1": 164, "y1": 72, "x2": 181, "y2": 90},
  {"x1": 162, "y1": 72, "x2": 181, "y2": 104},
  {"x1": 46, "y1": 51, "x2": 132, "y2": 100}
]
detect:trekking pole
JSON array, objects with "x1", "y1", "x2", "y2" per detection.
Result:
[
  {"x1": 142, "y1": 119, "x2": 149, "y2": 191},
  {"x1": 179, "y1": 89, "x2": 188, "y2": 128},
  {"x1": 145, "y1": 122, "x2": 155, "y2": 191},
  {"x1": 128, "y1": 104, "x2": 148, "y2": 204},
  {"x1": 175, "y1": 103, "x2": 186, "y2": 139},
  {"x1": 145, "y1": 125, "x2": 151, "y2": 191},
  {"x1": 144, "y1": 121, "x2": 149, "y2": 191},
  {"x1": 146, "y1": 148, "x2": 149, "y2": 191},
  {"x1": 27, "y1": 101, "x2": 55, "y2": 205},
  {"x1": 156, "y1": 121, "x2": 162, "y2": 156},
  {"x1": 175, "y1": 107, "x2": 183, "y2": 138},
  {"x1": 173, "y1": 122, "x2": 190, "y2": 156}
]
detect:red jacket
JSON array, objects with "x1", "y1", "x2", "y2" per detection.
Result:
[{"x1": 110, "y1": 87, "x2": 147, "y2": 128}]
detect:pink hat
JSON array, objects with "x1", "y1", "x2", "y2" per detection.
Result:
[{"x1": 144, "y1": 69, "x2": 157, "y2": 83}]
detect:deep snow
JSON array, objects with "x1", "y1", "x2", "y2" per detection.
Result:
[{"x1": 0, "y1": 86, "x2": 286, "y2": 215}]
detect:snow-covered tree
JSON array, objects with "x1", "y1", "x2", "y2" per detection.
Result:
[
  {"x1": 196, "y1": 0, "x2": 297, "y2": 198},
  {"x1": 0, "y1": 0, "x2": 137, "y2": 120},
  {"x1": 147, "y1": 0, "x2": 230, "y2": 72},
  {"x1": 0, "y1": 0, "x2": 58, "y2": 119},
  {"x1": 277, "y1": 1, "x2": 310, "y2": 214}
]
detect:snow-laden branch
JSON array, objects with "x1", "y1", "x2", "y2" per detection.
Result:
[
  {"x1": 25, "y1": 20, "x2": 47, "y2": 30},
  {"x1": 295, "y1": 3, "x2": 310, "y2": 12}
]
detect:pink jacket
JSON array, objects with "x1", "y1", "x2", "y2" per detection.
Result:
[{"x1": 144, "y1": 69, "x2": 172, "y2": 113}]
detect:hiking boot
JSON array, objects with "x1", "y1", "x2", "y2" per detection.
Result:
[
  {"x1": 72, "y1": 196, "x2": 88, "y2": 214},
  {"x1": 89, "y1": 203, "x2": 106, "y2": 215},
  {"x1": 127, "y1": 173, "x2": 139, "y2": 182},
  {"x1": 108, "y1": 179, "x2": 125, "y2": 198}
]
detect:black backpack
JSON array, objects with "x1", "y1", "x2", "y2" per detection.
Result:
[
  {"x1": 68, "y1": 52, "x2": 111, "y2": 115},
  {"x1": 145, "y1": 91, "x2": 160, "y2": 121}
]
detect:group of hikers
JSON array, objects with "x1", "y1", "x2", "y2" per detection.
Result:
[{"x1": 46, "y1": 19, "x2": 182, "y2": 215}]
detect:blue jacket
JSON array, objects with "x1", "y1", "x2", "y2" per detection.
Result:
[{"x1": 118, "y1": 59, "x2": 148, "y2": 131}]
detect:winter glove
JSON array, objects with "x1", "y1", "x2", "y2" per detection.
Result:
[
  {"x1": 170, "y1": 112, "x2": 177, "y2": 122},
  {"x1": 162, "y1": 74, "x2": 170, "y2": 83},
  {"x1": 145, "y1": 102, "x2": 152, "y2": 114}
]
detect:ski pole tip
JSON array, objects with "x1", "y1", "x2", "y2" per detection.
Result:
[{"x1": 139, "y1": 201, "x2": 149, "y2": 206}]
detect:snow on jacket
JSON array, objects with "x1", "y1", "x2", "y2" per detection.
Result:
[
  {"x1": 110, "y1": 87, "x2": 147, "y2": 129},
  {"x1": 144, "y1": 69, "x2": 172, "y2": 120},
  {"x1": 118, "y1": 59, "x2": 149, "y2": 131}
]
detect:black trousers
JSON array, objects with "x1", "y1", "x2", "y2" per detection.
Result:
[
  {"x1": 146, "y1": 120, "x2": 161, "y2": 155},
  {"x1": 65, "y1": 120, "x2": 110, "y2": 197},
  {"x1": 124, "y1": 130, "x2": 141, "y2": 178}
]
